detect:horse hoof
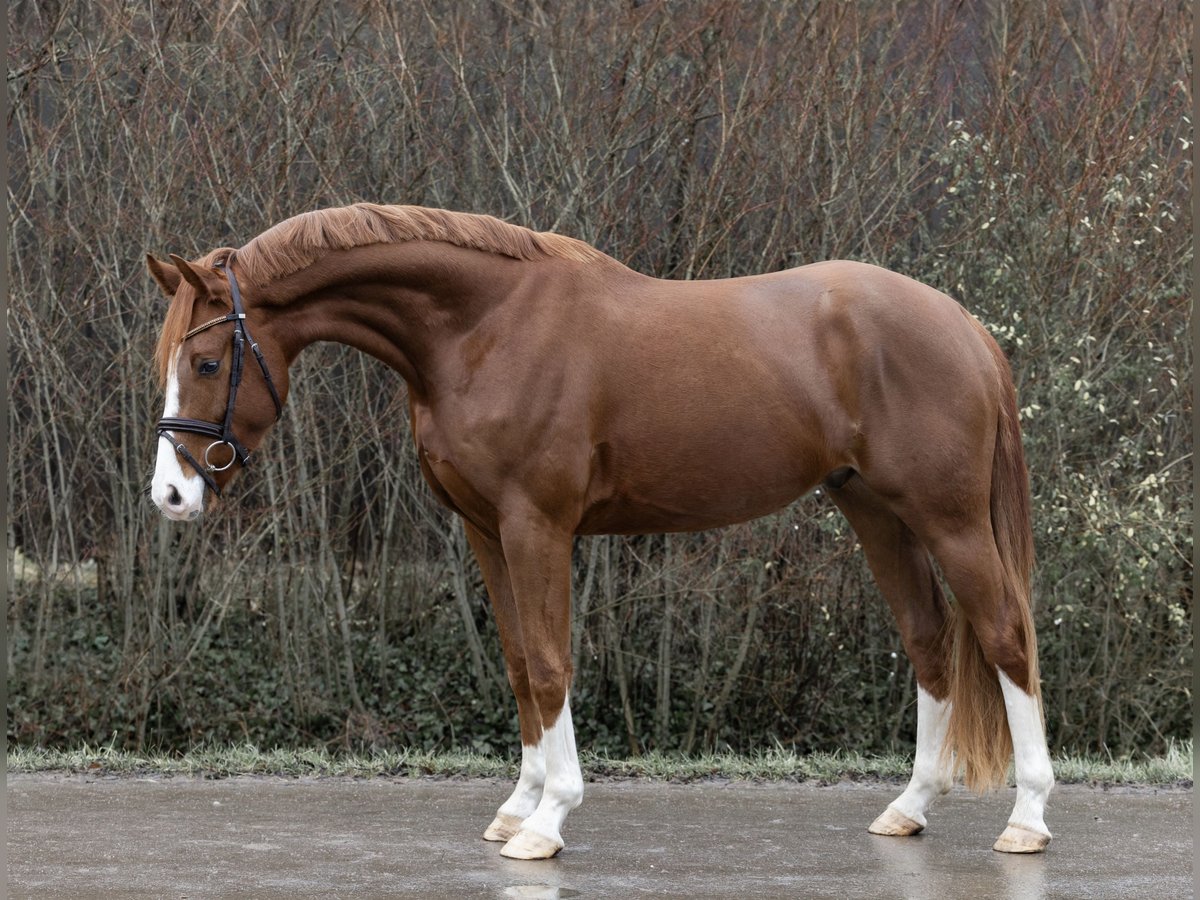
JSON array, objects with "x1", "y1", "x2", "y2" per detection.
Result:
[
  {"x1": 868, "y1": 806, "x2": 924, "y2": 836},
  {"x1": 500, "y1": 828, "x2": 564, "y2": 860},
  {"x1": 484, "y1": 813, "x2": 525, "y2": 842},
  {"x1": 993, "y1": 824, "x2": 1051, "y2": 853}
]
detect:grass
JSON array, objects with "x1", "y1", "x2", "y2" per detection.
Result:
[{"x1": 6, "y1": 741, "x2": 1192, "y2": 787}]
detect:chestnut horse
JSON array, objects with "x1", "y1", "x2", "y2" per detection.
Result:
[{"x1": 148, "y1": 203, "x2": 1053, "y2": 859}]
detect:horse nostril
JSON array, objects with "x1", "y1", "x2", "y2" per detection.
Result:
[{"x1": 167, "y1": 485, "x2": 183, "y2": 507}]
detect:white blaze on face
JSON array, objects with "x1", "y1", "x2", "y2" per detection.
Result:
[{"x1": 151, "y1": 347, "x2": 206, "y2": 520}]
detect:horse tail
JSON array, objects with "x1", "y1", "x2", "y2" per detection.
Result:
[{"x1": 944, "y1": 317, "x2": 1041, "y2": 792}]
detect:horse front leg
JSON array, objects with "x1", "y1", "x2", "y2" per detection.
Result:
[
  {"x1": 491, "y1": 508, "x2": 582, "y2": 860},
  {"x1": 463, "y1": 522, "x2": 546, "y2": 843}
]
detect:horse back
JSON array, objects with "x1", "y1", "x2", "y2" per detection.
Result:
[{"x1": 574, "y1": 259, "x2": 998, "y2": 534}]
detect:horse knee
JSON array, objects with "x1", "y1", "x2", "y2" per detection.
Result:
[
  {"x1": 525, "y1": 655, "x2": 573, "y2": 725},
  {"x1": 504, "y1": 656, "x2": 530, "y2": 692}
]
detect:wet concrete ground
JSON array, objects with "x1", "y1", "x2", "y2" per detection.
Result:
[{"x1": 6, "y1": 774, "x2": 1193, "y2": 898}]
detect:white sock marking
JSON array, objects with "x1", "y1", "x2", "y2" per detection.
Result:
[
  {"x1": 514, "y1": 696, "x2": 583, "y2": 846},
  {"x1": 998, "y1": 668, "x2": 1054, "y2": 836},
  {"x1": 889, "y1": 686, "x2": 954, "y2": 826},
  {"x1": 498, "y1": 742, "x2": 546, "y2": 821}
]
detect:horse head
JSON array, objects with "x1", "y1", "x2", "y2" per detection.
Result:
[{"x1": 148, "y1": 252, "x2": 287, "y2": 519}]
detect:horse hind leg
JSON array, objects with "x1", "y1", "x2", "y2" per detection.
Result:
[
  {"x1": 993, "y1": 669, "x2": 1053, "y2": 852},
  {"x1": 919, "y1": 518, "x2": 1054, "y2": 853},
  {"x1": 826, "y1": 475, "x2": 956, "y2": 837}
]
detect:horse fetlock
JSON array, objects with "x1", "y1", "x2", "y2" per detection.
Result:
[
  {"x1": 558, "y1": 775, "x2": 584, "y2": 811},
  {"x1": 910, "y1": 766, "x2": 954, "y2": 802},
  {"x1": 497, "y1": 789, "x2": 542, "y2": 822},
  {"x1": 885, "y1": 785, "x2": 935, "y2": 826},
  {"x1": 497, "y1": 747, "x2": 547, "y2": 823},
  {"x1": 536, "y1": 766, "x2": 583, "y2": 815},
  {"x1": 1021, "y1": 772, "x2": 1055, "y2": 804},
  {"x1": 1008, "y1": 782, "x2": 1053, "y2": 837}
]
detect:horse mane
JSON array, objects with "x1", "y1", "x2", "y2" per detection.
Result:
[
  {"x1": 237, "y1": 203, "x2": 602, "y2": 283},
  {"x1": 154, "y1": 204, "x2": 602, "y2": 385}
]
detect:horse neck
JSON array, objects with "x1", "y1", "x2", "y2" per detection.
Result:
[{"x1": 261, "y1": 241, "x2": 539, "y2": 394}]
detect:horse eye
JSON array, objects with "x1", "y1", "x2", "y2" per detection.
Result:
[{"x1": 199, "y1": 359, "x2": 220, "y2": 376}]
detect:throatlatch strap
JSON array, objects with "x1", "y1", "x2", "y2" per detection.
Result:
[
  {"x1": 222, "y1": 261, "x2": 283, "y2": 418},
  {"x1": 223, "y1": 331, "x2": 245, "y2": 436}
]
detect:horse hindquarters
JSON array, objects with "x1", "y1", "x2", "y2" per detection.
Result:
[
  {"x1": 930, "y1": 334, "x2": 1053, "y2": 852},
  {"x1": 834, "y1": 317, "x2": 1052, "y2": 852}
]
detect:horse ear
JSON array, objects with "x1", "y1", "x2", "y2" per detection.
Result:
[
  {"x1": 168, "y1": 254, "x2": 210, "y2": 295},
  {"x1": 146, "y1": 254, "x2": 181, "y2": 298}
]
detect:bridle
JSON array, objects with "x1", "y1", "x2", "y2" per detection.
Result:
[{"x1": 156, "y1": 257, "x2": 282, "y2": 496}]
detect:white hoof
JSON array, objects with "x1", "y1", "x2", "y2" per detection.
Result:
[
  {"x1": 993, "y1": 823, "x2": 1051, "y2": 853},
  {"x1": 484, "y1": 812, "x2": 525, "y2": 842},
  {"x1": 500, "y1": 827, "x2": 564, "y2": 860},
  {"x1": 868, "y1": 806, "x2": 925, "y2": 837}
]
